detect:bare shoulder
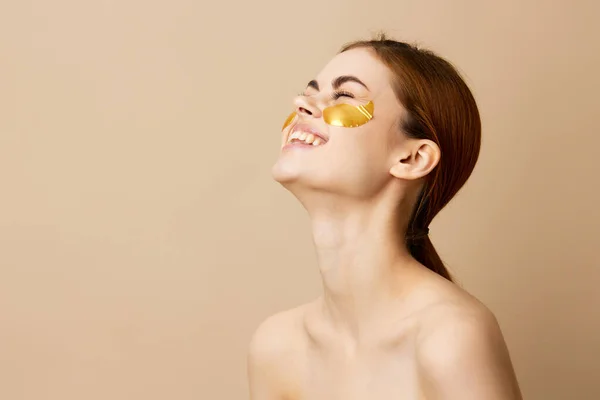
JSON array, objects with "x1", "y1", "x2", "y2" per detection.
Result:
[
  {"x1": 413, "y1": 276, "x2": 523, "y2": 399},
  {"x1": 248, "y1": 304, "x2": 309, "y2": 360},
  {"x1": 247, "y1": 303, "x2": 311, "y2": 399}
]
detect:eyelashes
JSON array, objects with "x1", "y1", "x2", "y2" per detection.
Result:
[
  {"x1": 298, "y1": 90, "x2": 355, "y2": 100},
  {"x1": 331, "y1": 90, "x2": 354, "y2": 100}
]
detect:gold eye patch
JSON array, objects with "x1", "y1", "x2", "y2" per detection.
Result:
[
  {"x1": 281, "y1": 101, "x2": 375, "y2": 130},
  {"x1": 282, "y1": 112, "x2": 297, "y2": 130},
  {"x1": 323, "y1": 101, "x2": 374, "y2": 128}
]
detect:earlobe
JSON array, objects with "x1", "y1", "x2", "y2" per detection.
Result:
[{"x1": 389, "y1": 139, "x2": 440, "y2": 180}]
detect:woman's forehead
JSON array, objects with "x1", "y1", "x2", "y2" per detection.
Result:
[{"x1": 315, "y1": 48, "x2": 392, "y2": 92}]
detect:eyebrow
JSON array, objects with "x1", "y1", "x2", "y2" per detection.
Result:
[{"x1": 306, "y1": 75, "x2": 370, "y2": 92}]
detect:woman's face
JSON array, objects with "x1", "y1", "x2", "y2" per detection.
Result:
[{"x1": 272, "y1": 47, "x2": 407, "y2": 199}]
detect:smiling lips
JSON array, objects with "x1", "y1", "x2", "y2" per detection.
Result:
[{"x1": 285, "y1": 124, "x2": 328, "y2": 147}]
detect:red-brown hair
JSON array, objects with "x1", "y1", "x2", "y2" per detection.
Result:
[{"x1": 340, "y1": 34, "x2": 482, "y2": 281}]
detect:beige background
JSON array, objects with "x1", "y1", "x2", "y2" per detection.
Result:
[{"x1": 1, "y1": 1, "x2": 599, "y2": 399}]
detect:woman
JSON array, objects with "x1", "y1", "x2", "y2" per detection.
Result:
[{"x1": 248, "y1": 35, "x2": 523, "y2": 400}]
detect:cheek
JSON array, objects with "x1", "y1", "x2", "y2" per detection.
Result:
[
  {"x1": 334, "y1": 118, "x2": 394, "y2": 156},
  {"x1": 323, "y1": 141, "x2": 392, "y2": 197},
  {"x1": 329, "y1": 123, "x2": 395, "y2": 177}
]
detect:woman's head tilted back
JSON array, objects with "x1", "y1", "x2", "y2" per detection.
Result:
[{"x1": 272, "y1": 34, "x2": 481, "y2": 281}]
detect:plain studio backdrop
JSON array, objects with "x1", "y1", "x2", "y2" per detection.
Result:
[{"x1": 1, "y1": 1, "x2": 599, "y2": 399}]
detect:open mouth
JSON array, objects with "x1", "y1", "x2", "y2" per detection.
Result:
[
  {"x1": 285, "y1": 124, "x2": 328, "y2": 148},
  {"x1": 287, "y1": 130, "x2": 326, "y2": 146}
]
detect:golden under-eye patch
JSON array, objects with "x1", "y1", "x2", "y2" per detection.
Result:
[
  {"x1": 281, "y1": 101, "x2": 375, "y2": 131},
  {"x1": 282, "y1": 112, "x2": 297, "y2": 130},
  {"x1": 323, "y1": 101, "x2": 374, "y2": 128}
]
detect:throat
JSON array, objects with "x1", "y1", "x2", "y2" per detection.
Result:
[
  {"x1": 309, "y1": 214, "x2": 416, "y2": 339},
  {"x1": 299, "y1": 184, "x2": 421, "y2": 341}
]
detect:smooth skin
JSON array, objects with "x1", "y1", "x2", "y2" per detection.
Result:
[{"x1": 248, "y1": 48, "x2": 523, "y2": 400}]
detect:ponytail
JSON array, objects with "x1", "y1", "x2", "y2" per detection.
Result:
[
  {"x1": 407, "y1": 235, "x2": 452, "y2": 281},
  {"x1": 405, "y1": 190, "x2": 452, "y2": 281}
]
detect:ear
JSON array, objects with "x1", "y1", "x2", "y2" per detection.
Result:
[{"x1": 389, "y1": 139, "x2": 441, "y2": 180}]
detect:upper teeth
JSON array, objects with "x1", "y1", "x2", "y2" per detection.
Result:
[{"x1": 288, "y1": 131, "x2": 324, "y2": 146}]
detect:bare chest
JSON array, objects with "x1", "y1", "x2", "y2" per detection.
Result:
[{"x1": 284, "y1": 344, "x2": 424, "y2": 400}]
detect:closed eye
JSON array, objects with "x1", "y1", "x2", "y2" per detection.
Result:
[{"x1": 331, "y1": 90, "x2": 355, "y2": 100}]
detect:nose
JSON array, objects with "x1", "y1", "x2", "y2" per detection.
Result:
[{"x1": 293, "y1": 94, "x2": 322, "y2": 119}]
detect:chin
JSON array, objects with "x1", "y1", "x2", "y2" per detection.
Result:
[
  {"x1": 271, "y1": 158, "x2": 295, "y2": 184},
  {"x1": 272, "y1": 164, "x2": 336, "y2": 201},
  {"x1": 271, "y1": 161, "x2": 314, "y2": 191},
  {"x1": 271, "y1": 150, "x2": 374, "y2": 199},
  {"x1": 271, "y1": 150, "x2": 311, "y2": 184}
]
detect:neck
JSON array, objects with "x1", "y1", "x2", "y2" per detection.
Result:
[{"x1": 302, "y1": 192, "x2": 420, "y2": 341}]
